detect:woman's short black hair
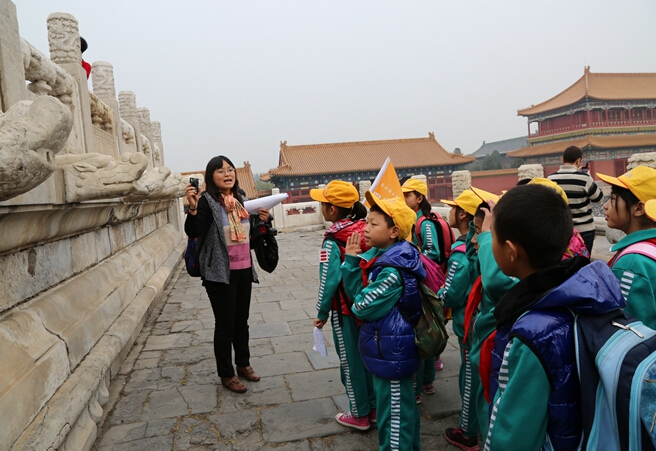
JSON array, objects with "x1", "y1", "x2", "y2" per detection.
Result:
[
  {"x1": 204, "y1": 155, "x2": 243, "y2": 204},
  {"x1": 492, "y1": 184, "x2": 572, "y2": 270}
]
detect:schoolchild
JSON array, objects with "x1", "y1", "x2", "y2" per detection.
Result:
[
  {"x1": 342, "y1": 193, "x2": 424, "y2": 451},
  {"x1": 439, "y1": 189, "x2": 485, "y2": 451},
  {"x1": 466, "y1": 187, "x2": 517, "y2": 440},
  {"x1": 310, "y1": 180, "x2": 377, "y2": 430},
  {"x1": 598, "y1": 166, "x2": 656, "y2": 328},
  {"x1": 401, "y1": 178, "x2": 440, "y2": 403},
  {"x1": 484, "y1": 184, "x2": 625, "y2": 451}
]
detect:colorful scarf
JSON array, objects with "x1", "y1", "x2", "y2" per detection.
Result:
[{"x1": 223, "y1": 193, "x2": 249, "y2": 242}]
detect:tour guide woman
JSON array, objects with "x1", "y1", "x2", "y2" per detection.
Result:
[{"x1": 185, "y1": 155, "x2": 270, "y2": 393}]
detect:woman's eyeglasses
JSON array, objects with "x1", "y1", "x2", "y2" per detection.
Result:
[{"x1": 216, "y1": 168, "x2": 235, "y2": 176}]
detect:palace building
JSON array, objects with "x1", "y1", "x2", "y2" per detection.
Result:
[
  {"x1": 262, "y1": 133, "x2": 474, "y2": 203},
  {"x1": 508, "y1": 67, "x2": 656, "y2": 177}
]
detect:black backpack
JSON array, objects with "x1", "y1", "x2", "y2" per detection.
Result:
[{"x1": 250, "y1": 216, "x2": 279, "y2": 273}]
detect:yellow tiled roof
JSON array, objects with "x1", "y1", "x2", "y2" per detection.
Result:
[
  {"x1": 518, "y1": 67, "x2": 656, "y2": 116},
  {"x1": 267, "y1": 133, "x2": 474, "y2": 176},
  {"x1": 507, "y1": 134, "x2": 656, "y2": 158}
]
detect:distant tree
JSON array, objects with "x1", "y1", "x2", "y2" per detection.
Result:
[
  {"x1": 510, "y1": 157, "x2": 523, "y2": 168},
  {"x1": 453, "y1": 147, "x2": 462, "y2": 155},
  {"x1": 254, "y1": 174, "x2": 275, "y2": 191},
  {"x1": 481, "y1": 150, "x2": 503, "y2": 170}
]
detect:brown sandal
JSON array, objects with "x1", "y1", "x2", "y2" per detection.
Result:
[
  {"x1": 236, "y1": 366, "x2": 261, "y2": 382},
  {"x1": 221, "y1": 376, "x2": 247, "y2": 393}
]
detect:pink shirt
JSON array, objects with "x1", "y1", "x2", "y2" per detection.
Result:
[{"x1": 223, "y1": 221, "x2": 252, "y2": 270}]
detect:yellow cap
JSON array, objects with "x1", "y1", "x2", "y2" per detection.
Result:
[
  {"x1": 310, "y1": 180, "x2": 359, "y2": 208},
  {"x1": 528, "y1": 177, "x2": 568, "y2": 202},
  {"x1": 646, "y1": 199, "x2": 656, "y2": 222},
  {"x1": 401, "y1": 178, "x2": 428, "y2": 196},
  {"x1": 440, "y1": 189, "x2": 483, "y2": 216},
  {"x1": 597, "y1": 166, "x2": 656, "y2": 203},
  {"x1": 365, "y1": 191, "x2": 417, "y2": 241},
  {"x1": 470, "y1": 186, "x2": 500, "y2": 205}
]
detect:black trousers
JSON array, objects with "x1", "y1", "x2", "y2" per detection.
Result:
[{"x1": 203, "y1": 268, "x2": 252, "y2": 378}]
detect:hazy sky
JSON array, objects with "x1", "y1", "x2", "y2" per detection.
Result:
[{"x1": 15, "y1": 1, "x2": 656, "y2": 175}]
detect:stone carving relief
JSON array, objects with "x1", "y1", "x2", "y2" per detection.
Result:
[
  {"x1": 124, "y1": 167, "x2": 186, "y2": 201},
  {"x1": 150, "y1": 121, "x2": 162, "y2": 142},
  {"x1": 153, "y1": 144, "x2": 162, "y2": 164},
  {"x1": 450, "y1": 170, "x2": 471, "y2": 199},
  {"x1": 120, "y1": 119, "x2": 135, "y2": 145},
  {"x1": 46, "y1": 13, "x2": 81, "y2": 64},
  {"x1": 627, "y1": 151, "x2": 656, "y2": 171},
  {"x1": 89, "y1": 92, "x2": 114, "y2": 132},
  {"x1": 141, "y1": 135, "x2": 151, "y2": 157},
  {"x1": 21, "y1": 38, "x2": 75, "y2": 104},
  {"x1": 0, "y1": 96, "x2": 73, "y2": 202},
  {"x1": 137, "y1": 108, "x2": 151, "y2": 130},
  {"x1": 56, "y1": 152, "x2": 148, "y2": 202},
  {"x1": 118, "y1": 91, "x2": 137, "y2": 120},
  {"x1": 517, "y1": 164, "x2": 544, "y2": 181},
  {"x1": 90, "y1": 61, "x2": 116, "y2": 101}
]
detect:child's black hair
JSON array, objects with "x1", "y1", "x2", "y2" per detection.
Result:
[
  {"x1": 493, "y1": 184, "x2": 572, "y2": 270},
  {"x1": 370, "y1": 204, "x2": 395, "y2": 229},
  {"x1": 456, "y1": 205, "x2": 474, "y2": 224},
  {"x1": 333, "y1": 202, "x2": 368, "y2": 221},
  {"x1": 611, "y1": 185, "x2": 639, "y2": 216},
  {"x1": 474, "y1": 202, "x2": 490, "y2": 221},
  {"x1": 414, "y1": 192, "x2": 432, "y2": 217},
  {"x1": 516, "y1": 178, "x2": 531, "y2": 186}
]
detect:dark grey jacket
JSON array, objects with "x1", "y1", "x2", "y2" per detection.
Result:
[{"x1": 184, "y1": 192, "x2": 258, "y2": 284}]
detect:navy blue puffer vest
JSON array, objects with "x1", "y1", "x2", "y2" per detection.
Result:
[
  {"x1": 490, "y1": 310, "x2": 581, "y2": 451},
  {"x1": 358, "y1": 242, "x2": 423, "y2": 380}
]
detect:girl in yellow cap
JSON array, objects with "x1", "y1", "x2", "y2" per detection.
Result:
[
  {"x1": 309, "y1": 180, "x2": 377, "y2": 430},
  {"x1": 598, "y1": 166, "x2": 656, "y2": 328}
]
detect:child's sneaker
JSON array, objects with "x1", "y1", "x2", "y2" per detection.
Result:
[
  {"x1": 444, "y1": 427, "x2": 480, "y2": 451},
  {"x1": 415, "y1": 394, "x2": 422, "y2": 404},
  {"x1": 434, "y1": 357, "x2": 444, "y2": 371},
  {"x1": 422, "y1": 383, "x2": 435, "y2": 394},
  {"x1": 368, "y1": 409, "x2": 377, "y2": 424},
  {"x1": 335, "y1": 412, "x2": 370, "y2": 431}
]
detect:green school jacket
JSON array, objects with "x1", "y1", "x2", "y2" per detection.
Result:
[
  {"x1": 341, "y1": 247, "x2": 403, "y2": 322},
  {"x1": 486, "y1": 339, "x2": 551, "y2": 451},
  {"x1": 316, "y1": 239, "x2": 344, "y2": 322},
  {"x1": 438, "y1": 239, "x2": 473, "y2": 339},
  {"x1": 469, "y1": 231, "x2": 517, "y2": 366},
  {"x1": 410, "y1": 210, "x2": 441, "y2": 263},
  {"x1": 609, "y1": 228, "x2": 656, "y2": 329}
]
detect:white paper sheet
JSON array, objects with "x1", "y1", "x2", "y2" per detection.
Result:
[
  {"x1": 244, "y1": 193, "x2": 289, "y2": 214},
  {"x1": 313, "y1": 326, "x2": 328, "y2": 356}
]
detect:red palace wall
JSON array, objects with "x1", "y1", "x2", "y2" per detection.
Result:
[{"x1": 470, "y1": 171, "x2": 519, "y2": 196}]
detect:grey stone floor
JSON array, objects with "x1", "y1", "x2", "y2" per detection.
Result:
[{"x1": 93, "y1": 229, "x2": 614, "y2": 451}]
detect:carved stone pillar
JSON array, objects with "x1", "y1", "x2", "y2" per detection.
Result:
[
  {"x1": 137, "y1": 107, "x2": 155, "y2": 168},
  {"x1": 47, "y1": 12, "x2": 95, "y2": 154},
  {"x1": 91, "y1": 61, "x2": 124, "y2": 156},
  {"x1": 627, "y1": 151, "x2": 656, "y2": 170},
  {"x1": 517, "y1": 164, "x2": 544, "y2": 182},
  {"x1": 0, "y1": 0, "x2": 28, "y2": 111},
  {"x1": 150, "y1": 121, "x2": 164, "y2": 166},
  {"x1": 118, "y1": 90, "x2": 143, "y2": 156},
  {"x1": 450, "y1": 170, "x2": 471, "y2": 199},
  {"x1": 358, "y1": 180, "x2": 371, "y2": 202}
]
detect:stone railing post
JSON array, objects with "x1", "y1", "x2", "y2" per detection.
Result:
[
  {"x1": 118, "y1": 90, "x2": 143, "y2": 155},
  {"x1": 137, "y1": 107, "x2": 155, "y2": 169},
  {"x1": 517, "y1": 164, "x2": 544, "y2": 181},
  {"x1": 450, "y1": 170, "x2": 471, "y2": 199},
  {"x1": 358, "y1": 180, "x2": 371, "y2": 202},
  {"x1": 627, "y1": 151, "x2": 656, "y2": 170},
  {"x1": 271, "y1": 187, "x2": 284, "y2": 230},
  {"x1": 91, "y1": 61, "x2": 124, "y2": 157},
  {"x1": 0, "y1": 0, "x2": 28, "y2": 111},
  {"x1": 151, "y1": 121, "x2": 164, "y2": 166},
  {"x1": 47, "y1": 12, "x2": 94, "y2": 154}
]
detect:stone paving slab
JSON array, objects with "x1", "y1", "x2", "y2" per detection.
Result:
[{"x1": 94, "y1": 229, "x2": 491, "y2": 451}]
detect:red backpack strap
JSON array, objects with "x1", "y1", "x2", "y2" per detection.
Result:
[
  {"x1": 463, "y1": 276, "x2": 483, "y2": 345},
  {"x1": 414, "y1": 216, "x2": 426, "y2": 248},
  {"x1": 479, "y1": 330, "x2": 497, "y2": 403}
]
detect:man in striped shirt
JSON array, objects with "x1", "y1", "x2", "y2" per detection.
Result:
[{"x1": 548, "y1": 145, "x2": 603, "y2": 253}]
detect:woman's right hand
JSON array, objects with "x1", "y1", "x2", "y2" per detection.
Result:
[{"x1": 186, "y1": 184, "x2": 200, "y2": 214}]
